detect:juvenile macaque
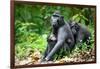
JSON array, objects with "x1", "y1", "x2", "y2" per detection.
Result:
[{"x1": 68, "y1": 21, "x2": 91, "y2": 45}]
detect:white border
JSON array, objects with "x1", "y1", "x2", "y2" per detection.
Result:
[{"x1": 0, "y1": 0, "x2": 99, "y2": 69}]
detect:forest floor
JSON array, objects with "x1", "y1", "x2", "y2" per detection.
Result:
[{"x1": 15, "y1": 47, "x2": 95, "y2": 66}]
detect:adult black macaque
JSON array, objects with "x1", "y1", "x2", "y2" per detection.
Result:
[
  {"x1": 68, "y1": 21, "x2": 91, "y2": 45},
  {"x1": 43, "y1": 11, "x2": 75, "y2": 61}
]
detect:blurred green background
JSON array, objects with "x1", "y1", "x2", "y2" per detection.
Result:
[{"x1": 15, "y1": 3, "x2": 95, "y2": 60}]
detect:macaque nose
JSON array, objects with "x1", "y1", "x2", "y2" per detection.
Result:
[{"x1": 53, "y1": 24, "x2": 57, "y2": 27}]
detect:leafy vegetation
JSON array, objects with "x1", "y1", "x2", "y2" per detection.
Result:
[{"x1": 14, "y1": 3, "x2": 95, "y2": 65}]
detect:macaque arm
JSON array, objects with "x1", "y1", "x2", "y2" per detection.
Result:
[{"x1": 45, "y1": 27, "x2": 67, "y2": 61}]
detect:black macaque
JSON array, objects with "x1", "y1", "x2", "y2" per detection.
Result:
[
  {"x1": 68, "y1": 21, "x2": 91, "y2": 45},
  {"x1": 42, "y1": 11, "x2": 75, "y2": 61},
  {"x1": 42, "y1": 33, "x2": 57, "y2": 61}
]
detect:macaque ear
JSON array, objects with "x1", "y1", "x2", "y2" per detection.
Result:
[
  {"x1": 75, "y1": 23, "x2": 80, "y2": 31},
  {"x1": 61, "y1": 16, "x2": 64, "y2": 19},
  {"x1": 74, "y1": 23, "x2": 78, "y2": 27}
]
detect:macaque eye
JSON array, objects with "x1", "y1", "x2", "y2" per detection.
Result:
[
  {"x1": 53, "y1": 15, "x2": 59, "y2": 17},
  {"x1": 71, "y1": 25, "x2": 74, "y2": 29},
  {"x1": 75, "y1": 26, "x2": 78, "y2": 29}
]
